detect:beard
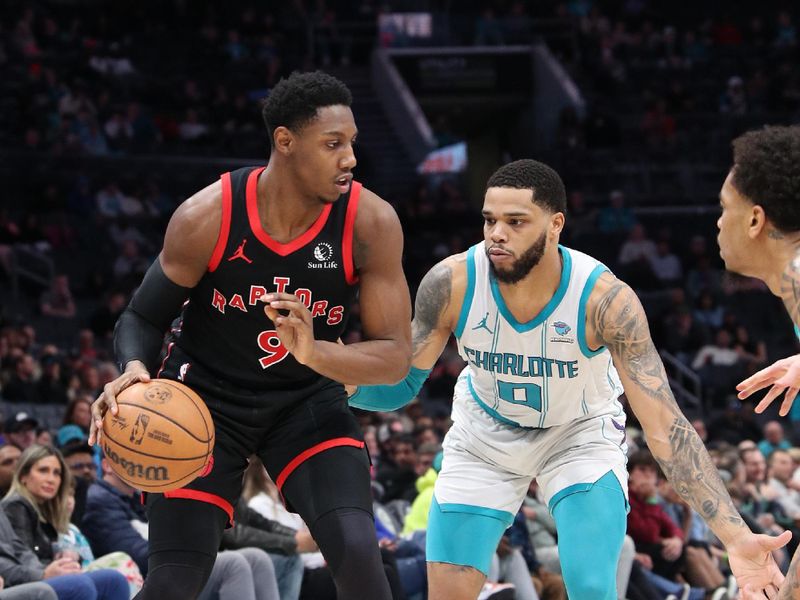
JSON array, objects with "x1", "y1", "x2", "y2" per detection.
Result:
[{"x1": 487, "y1": 230, "x2": 547, "y2": 284}]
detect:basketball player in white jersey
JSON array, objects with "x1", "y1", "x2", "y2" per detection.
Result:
[
  {"x1": 350, "y1": 159, "x2": 789, "y2": 600},
  {"x1": 711, "y1": 125, "x2": 800, "y2": 599}
]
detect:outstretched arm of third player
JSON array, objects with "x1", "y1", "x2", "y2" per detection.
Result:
[
  {"x1": 587, "y1": 271, "x2": 790, "y2": 595},
  {"x1": 349, "y1": 254, "x2": 464, "y2": 411},
  {"x1": 737, "y1": 252, "x2": 800, "y2": 416}
]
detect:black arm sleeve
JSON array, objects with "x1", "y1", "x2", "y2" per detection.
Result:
[{"x1": 114, "y1": 258, "x2": 191, "y2": 374}]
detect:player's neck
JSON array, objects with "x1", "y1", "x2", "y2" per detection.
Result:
[
  {"x1": 762, "y1": 238, "x2": 800, "y2": 296},
  {"x1": 258, "y1": 164, "x2": 325, "y2": 239}
]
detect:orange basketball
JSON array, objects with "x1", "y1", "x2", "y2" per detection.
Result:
[{"x1": 101, "y1": 379, "x2": 215, "y2": 493}]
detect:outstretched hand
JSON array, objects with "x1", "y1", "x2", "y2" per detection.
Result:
[
  {"x1": 737, "y1": 354, "x2": 800, "y2": 416},
  {"x1": 727, "y1": 529, "x2": 791, "y2": 598}
]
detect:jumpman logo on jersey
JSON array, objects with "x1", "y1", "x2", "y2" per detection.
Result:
[
  {"x1": 472, "y1": 312, "x2": 494, "y2": 334},
  {"x1": 228, "y1": 238, "x2": 253, "y2": 264}
]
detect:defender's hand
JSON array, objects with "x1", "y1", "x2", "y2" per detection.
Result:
[
  {"x1": 737, "y1": 354, "x2": 800, "y2": 416},
  {"x1": 89, "y1": 361, "x2": 150, "y2": 446},
  {"x1": 262, "y1": 293, "x2": 316, "y2": 365},
  {"x1": 727, "y1": 530, "x2": 791, "y2": 598}
]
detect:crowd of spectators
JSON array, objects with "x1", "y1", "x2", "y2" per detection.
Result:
[{"x1": 2, "y1": 1, "x2": 800, "y2": 599}]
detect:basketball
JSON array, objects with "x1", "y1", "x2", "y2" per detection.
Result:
[{"x1": 101, "y1": 379, "x2": 215, "y2": 493}]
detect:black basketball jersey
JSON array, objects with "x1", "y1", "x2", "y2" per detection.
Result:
[{"x1": 171, "y1": 166, "x2": 360, "y2": 390}]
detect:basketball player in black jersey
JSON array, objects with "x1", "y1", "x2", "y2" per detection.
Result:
[{"x1": 88, "y1": 71, "x2": 412, "y2": 600}]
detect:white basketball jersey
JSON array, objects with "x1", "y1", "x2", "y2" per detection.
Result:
[{"x1": 455, "y1": 243, "x2": 625, "y2": 429}]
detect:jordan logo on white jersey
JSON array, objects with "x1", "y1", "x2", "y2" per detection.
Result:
[{"x1": 472, "y1": 312, "x2": 494, "y2": 334}]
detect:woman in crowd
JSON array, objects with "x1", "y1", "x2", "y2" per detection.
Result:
[{"x1": 1, "y1": 444, "x2": 128, "y2": 600}]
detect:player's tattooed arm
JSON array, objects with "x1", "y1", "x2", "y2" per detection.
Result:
[
  {"x1": 779, "y1": 551, "x2": 800, "y2": 599},
  {"x1": 779, "y1": 252, "x2": 800, "y2": 326},
  {"x1": 589, "y1": 272, "x2": 747, "y2": 543},
  {"x1": 410, "y1": 255, "x2": 465, "y2": 369}
]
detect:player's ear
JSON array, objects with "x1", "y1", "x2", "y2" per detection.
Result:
[
  {"x1": 748, "y1": 205, "x2": 767, "y2": 239},
  {"x1": 550, "y1": 212, "x2": 565, "y2": 237},
  {"x1": 273, "y1": 126, "x2": 294, "y2": 156}
]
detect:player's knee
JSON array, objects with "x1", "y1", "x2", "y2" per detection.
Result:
[
  {"x1": 336, "y1": 525, "x2": 382, "y2": 571},
  {"x1": 563, "y1": 568, "x2": 615, "y2": 600},
  {"x1": 314, "y1": 508, "x2": 382, "y2": 574},
  {"x1": 140, "y1": 563, "x2": 212, "y2": 599}
]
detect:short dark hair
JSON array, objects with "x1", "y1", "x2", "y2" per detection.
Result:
[
  {"x1": 261, "y1": 70, "x2": 352, "y2": 149},
  {"x1": 486, "y1": 159, "x2": 567, "y2": 214},
  {"x1": 627, "y1": 449, "x2": 662, "y2": 476},
  {"x1": 732, "y1": 125, "x2": 800, "y2": 232}
]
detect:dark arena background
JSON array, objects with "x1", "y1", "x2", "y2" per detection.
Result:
[{"x1": 1, "y1": 1, "x2": 800, "y2": 599}]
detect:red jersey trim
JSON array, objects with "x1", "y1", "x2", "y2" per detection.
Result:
[
  {"x1": 246, "y1": 166, "x2": 333, "y2": 257},
  {"x1": 155, "y1": 342, "x2": 175, "y2": 378},
  {"x1": 164, "y1": 489, "x2": 234, "y2": 525},
  {"x1": 208, "y1": 172, "x2": 233, "y2": 272},
  {"x1": 342, "y1": 181, "x2": 362, "y2": 285},
  {"x1": 275, "y1": 437, "x2": 365, "y2": 491}
]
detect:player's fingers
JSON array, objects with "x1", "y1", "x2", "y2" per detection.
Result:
[
  {"x1": 780, "y1": 387, "x2": 800, "y2": 416},
  {"x1": 738, "y1": 379, "x2": 777, "y2": 399},
  {"x1": 738, "y1": 364, "x2": 784, "y2": 391},
  {"x1": 279, "y1": 315, "x2": 307, "y2": 329},
  {"x1": 89, "y1": 393, "x2": 108, "y2": 446},
  {"x1": 268, "y1": 300, "x2": 311, "y2": 321},
  {"x1": 263, "y1": 292, "x2": 300, "y2": 302},
  {"x1": 765, "y1": 583, "x2": 779, "y2": 599},
  {"x1": 263, "y1": 305, "x2": 280, "y2": 322},
  {"x1": 755, "y1": 384, "x2": 788, "y2": 414},
  {"x1": 104, "y1": 382, "x2": 119, "y2": 416}
]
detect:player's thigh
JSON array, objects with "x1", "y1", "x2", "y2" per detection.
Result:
[
  {"x1": 259, "y1": 384, "x2": 369, "y2": 521},
  {"x1": 268, "y1": 442, "x2": 373, "y2": 524},
  {"x1": 428, "y1": 561, "x2": 486, "y2": 600},
  {"x1": 426, "y1": 440, "x2": 527, "y2": 578}
]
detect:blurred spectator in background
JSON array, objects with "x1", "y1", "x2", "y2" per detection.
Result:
[{"x1": 6, "y1": 414, "x2": 38, "y2": 452}]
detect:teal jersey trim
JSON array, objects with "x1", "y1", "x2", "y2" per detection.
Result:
[
  {"x1": 795, "y1": 324, "x2": 800, "y2": 342},
  {"x1": 454, "y1": 245, "x2": 477, "y2": 339},
  {"x1": 426, "y1": 496, "x2": 515, "y2": 576},
  {"x1": 578, "y1": 263, "x2": 610, "y2": 358},
  {"x1": 467, "y1": 374, "x2": 534, "y2": 429},
  {"x1": 490, "y1": 246, "x2": 572, "y2": 333}
]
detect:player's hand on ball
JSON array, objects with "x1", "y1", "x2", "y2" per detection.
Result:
[
  {"x1": 737, "y1": 353, "x2": 800, "y2": 416},
  {"x1": 262, "y1": 293, "x2": 315, "y2": 364},
  {"x1": 89, "y1": 360, "x2": 150, "y2": 446}
]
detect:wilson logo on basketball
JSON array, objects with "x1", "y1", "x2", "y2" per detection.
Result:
[
  {"x1": 130, "y1": 414, "x2": 150, "y2": 445},
  {"x1": 103, "y1": 442, "x2": 169, "y2": 481}
]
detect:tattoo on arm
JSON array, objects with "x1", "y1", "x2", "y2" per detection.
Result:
[
  {"x1": 780, "y1": 255, "x2": 800, "y2": 326},
  {"x1": 411, "y1": 262, "x2": 452, "y2": 358},
  {"x1": 591, "y1": 279, "x2": 745, "y2": 530},
  {"x1": 780, "y1": 551, "x2": 800, "y2": 598}
]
